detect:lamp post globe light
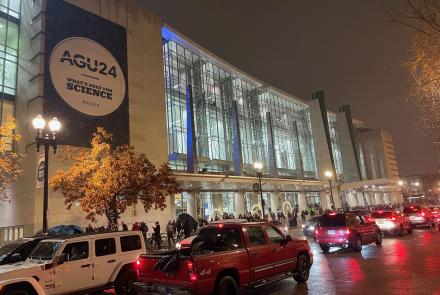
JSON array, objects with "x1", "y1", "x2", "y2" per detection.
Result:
[
  {"x1": 32, "y1": 115, "x2": 62, "y2": 234},
  {"x1": 324, "y1": 170, "x2": 335, "y2": 209},
  {"x1": 253, "y1": 161, "x2": 265, "y2": 219}
]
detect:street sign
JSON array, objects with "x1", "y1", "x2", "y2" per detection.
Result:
[{"x1": 253, "y1": 183, "x2": 260, "y2": 192}]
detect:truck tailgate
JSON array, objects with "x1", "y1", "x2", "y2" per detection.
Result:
[{"x1": 136, "y1": 254, "x2": 193, "y2": 288}]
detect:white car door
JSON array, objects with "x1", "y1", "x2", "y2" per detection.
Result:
[
  {"x1": 54, "y1": 241, "x2": 93, "y2": 294},
  {"x1": 92, "y1": 237, "x2": 118, "y2": 286}
]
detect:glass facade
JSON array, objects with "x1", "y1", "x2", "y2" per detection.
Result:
[
  {"x1": 0, "y1": 0, "x2": 20, "y2": 151},
  {"x1": 327, "y1": 114, "x2": 343, "y2": 178},
  {"x1": 162, "y1": 28, "x2": 317, "y2": 178}
]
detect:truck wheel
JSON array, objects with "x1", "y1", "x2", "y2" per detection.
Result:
[
  {"x1": 353, "y1": 235, "x2": 362, "y2": 252},
  {"x1": 293, "y1": 255, "x2": 310, "y2": 283},
  {"x1": 4, "y1": 290, "x2": 30, "y2": 295},
  {"x1": 375, "y1": 231, "x2": 382, "y2": 246},
  {"x1": 114, "y1": 269, "x2": 137, "y2": 295},
  {"x1": 319, "y1": 243, "x2": 330, "y2": 253},
  {"x1": 214, "y1": 276, "x2": 239, "y2": 295},
  {"x1": 398, "y1": 225, "x2": 404, "y2": 236}
]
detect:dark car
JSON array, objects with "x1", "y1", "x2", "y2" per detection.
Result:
[
  {"x1": 403, "y1": 205, "x2": 436, "y2": 228},
  {"x1": 302, "y1": 216, "x2": 321, "y2": 237},
  {"x1": 314, "y1": 212, "x2": 382, "y2": 253},
  {"x1": 0, "y1": 237, "x2": 43, "y2": 265}
]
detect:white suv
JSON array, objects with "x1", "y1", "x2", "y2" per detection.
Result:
[{"x1": 0, "y1": 231, "x2": 145, "y2": 295}]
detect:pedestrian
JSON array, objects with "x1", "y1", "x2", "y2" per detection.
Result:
[
  {"x1": 132, "y1": 222, "x2": 140, "y2": 231},
  {"x1": 166, "y1": 220, "x2": 175, "y2": 248},
  {"x1": 140, "y1": 221, "x2": 148, "y2": 239},
  {"x1": 172, "y1": 220, "x2": 176, "y2": 236},
  {"x1": 301, "y1": 210, "x2": 306, "y2": 223},
  {"x1": 153, "y1": 221, "x2": 161, "y2": 249},
  {"x1": 121, "y1": 221, "x2": 128, "y2": 231},
  {"x1": 183, "y1": 219, "x2": 192, "y2": 238}
]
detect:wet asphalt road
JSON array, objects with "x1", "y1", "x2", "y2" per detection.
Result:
[{"x1": 241, "y1": 227, "x2": 440, "y2": 295}]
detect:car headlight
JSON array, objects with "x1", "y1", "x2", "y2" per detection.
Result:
[
  {"x1": 309, "y1": 226, "x2": 315, "y2": 231},
  {"x1": 175, "y1": 242, "x2": 181, "y2": 250},
  {"x1": 301, "y1": 224, "x2": 306, "y2": 228}
]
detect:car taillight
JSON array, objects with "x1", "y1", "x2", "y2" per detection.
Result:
[
  {"x1": 345, "y1": 228, "x2": 350, "y2": 235},
  {"x1": 187, "y1": 260, "x2": 198, "y2": 282},
  {"x1": 389, "y1": 217, "x2": 397, "y2": 222},
  {"x1": 315, "y1": 228, "x2": 320, "y2": 235},
  {"x1": 136, "y1": 258, "x2": 141, "y2": 268},
  {"x1": 421, "y1": 212, "x2": 426, "y2": 217}
]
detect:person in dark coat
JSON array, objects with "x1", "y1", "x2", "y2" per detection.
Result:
[
  {"x1": 121, "y1": 222, "x2": 128, "y2": 231},
  {"x1": 153, "y1": 221, "x2": 161, "y2": 249},
  {"x1": 183, "y1": 219, "x2": 192, "y2": 238},
  {"x1": 140, "y1": 222, "x2": 148, "y2": 239}
]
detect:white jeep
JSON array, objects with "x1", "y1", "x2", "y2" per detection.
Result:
[{"x1": 0, "y1": 231, "x2": 145, "y2": 295}]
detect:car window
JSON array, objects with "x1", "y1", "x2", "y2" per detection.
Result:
[
  {"x1": 95, "y1": 238, "x2": 116, "y2": 257},
  {"x1": 265, "y1": 226, "x2": 284, "y2": 244},
  {"x1": 120, "y1": 235, "x2": 142, "y2": 252},
  {"x1": 371, "y1": 211, "x2": 393, "y2": 218},
  {"x1": 246, "y1": 226, "x2": 266, "y2": 246},
  {"x1": 29, "y1": 241, "x2": 62, "y2": 260},
  {"x1": 355, "y1": 215, "x2": 364, "y2": 225},
  {"x1": 62, "y1": 242, "x2": 89, "y2": 262},
  {"x1": 319, "y1": 214, "x2": 346, "y2": 227},
  {"x1": 403, "y1": 206, "x2": 422, "y2": 214},
  {"x1": 0, "y1": 241, "x2": 23, "y2": 257},
  {"x1": 197, "y1": 227, "x2": 244, "y2": 252}
]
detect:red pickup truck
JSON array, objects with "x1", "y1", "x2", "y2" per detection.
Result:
[{"x1": 133, "y1": 221, "x2": 312, "y2": 295}]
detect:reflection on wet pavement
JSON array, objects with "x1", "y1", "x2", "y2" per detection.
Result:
[{"x1": 241, "y1": 227, "x2": 440, "y2": 295}]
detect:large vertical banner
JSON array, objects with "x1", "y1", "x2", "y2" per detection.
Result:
[{"x1": 44, "y1": 0, "x2": 129, "y2": 147}]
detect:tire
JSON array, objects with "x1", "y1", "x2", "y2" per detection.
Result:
[
  {"x1": 4, "y1": 290, "x2": 30, "y2": 295},
  {"x1": 213, "y1": 276, "x2": 239, "y2": 295},
  {"x1": 353, "y1": 235, "x2": 362, "y2": 252},
  {"x1": 398, "y1": 225, "x2": 404, "y2": 236},
  {"x1": 293, "y1": 255, "x2": 310, "y2": 283},
  {"x1": 115, "y1": 269, "x2": 137, "y2": 295},
  {"x1": 319, "y1": 243, "x2": 330, "y2": 253},
  {"x1": 375, "y1": 231, "x2": 382, "y2": 246}
]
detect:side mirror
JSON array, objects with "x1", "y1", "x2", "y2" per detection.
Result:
[
  {"x1": 10, "y1": 253, "x2": 22, "y2": 263},
  {"x1": 56, "y1": 253, "x2": 67, "y2": 265},
  {"x1": 285, "y1": 235, "x2": 293, "y2": 242}
]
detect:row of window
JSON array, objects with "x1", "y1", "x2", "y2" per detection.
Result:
[
  {"x1": 51, "y1": 235, "x2": 142, "y2": 262},
  {"x1": 1, "y1": 225, "x2": 23, "y2": 243}
]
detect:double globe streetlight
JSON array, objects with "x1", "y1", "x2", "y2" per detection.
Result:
[
  {"x1": 32, "y1": 115, "x2": 62, "y2": 233},
  {"x1": 253, "y1": 161, "x2": 265, "y2": 218}
]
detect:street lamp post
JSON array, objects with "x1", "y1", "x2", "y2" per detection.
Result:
[
  {"x1": 253, "y1": 162, "x2": 265, "y2": 219},
  {"x1": 324, "y1": 170, "x2": 335, "y2": 209},
  {"x1": 32, "y1": 115, "x2": 61, "y2": 234}
]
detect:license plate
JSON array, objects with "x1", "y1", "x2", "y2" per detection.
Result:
[{"x1": 327, "y1": 230, "x2": 336, "y2": 235}]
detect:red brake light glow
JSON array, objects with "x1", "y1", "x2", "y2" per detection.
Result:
[
  {"x1": 187, "y1": 260, "x2": 198, "y2": 282},
  {"x1": 345, "y1": 228, "x2": 350, "y2": 235},
  {"x1": 389, "y1": 217, "x2": 397, "y2": 221},
  {"x1": 216, "y1": 223, "x2": 224, "y2": 228},
  {"x1": 329, "y1": 213, "x2": 336, "y2": 216},
  {"x1": 136, "y1": 258, "x2": 141, "y2": 268},
  {"x1": 422, "y1": 212, "x2": 426, "y2": 217}
]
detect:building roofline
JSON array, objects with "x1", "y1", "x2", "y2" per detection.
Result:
[{"x1": 162, "y1": 24, "x2": 310, "y2": 108}]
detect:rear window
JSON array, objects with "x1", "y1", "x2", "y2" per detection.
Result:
[
  {"x1": 403, "y1": 207, "x2": 422, "y2": 214},
  {"x1": 198, "y1": 227, "x2": 244, "y2": 252},
  {"x1": 319, "y1": 214, "x2": 346, "y2": 227},
  {"x1": 371, "y1": 211, "x2": 393, "y2": 218}
]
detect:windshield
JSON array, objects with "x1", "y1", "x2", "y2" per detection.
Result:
[
  {"x1": 319, "y1": 214, "x2": 346, "y2": 227},
  {"x1": 403, "y1": 206, "x2": 422, "y2": 214},
  {"x1": 29, "y1": 241, "x2": 62, "y2": 260},
  {"x1": 0, "y1": 241, "x2": 24, "y2": 257},
  {"x1": 371, "y1": 211, "x2": 393, "y2": 218}
]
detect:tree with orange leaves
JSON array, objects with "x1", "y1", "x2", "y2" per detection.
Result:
[
  {"x1": 50, "y1": 127, "x2": 181, "y2": 230},
  {"x1": 0, "y1": 116, "x2": 21, "y2": 201}
]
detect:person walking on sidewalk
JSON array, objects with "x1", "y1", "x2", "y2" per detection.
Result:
[{"x1": 166, "y1": 220, "x2": 175, "y2": 248}]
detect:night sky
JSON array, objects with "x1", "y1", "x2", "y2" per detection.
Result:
[{"x1": 138, "y1": 0, "x2": 438, "y2": 176}]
